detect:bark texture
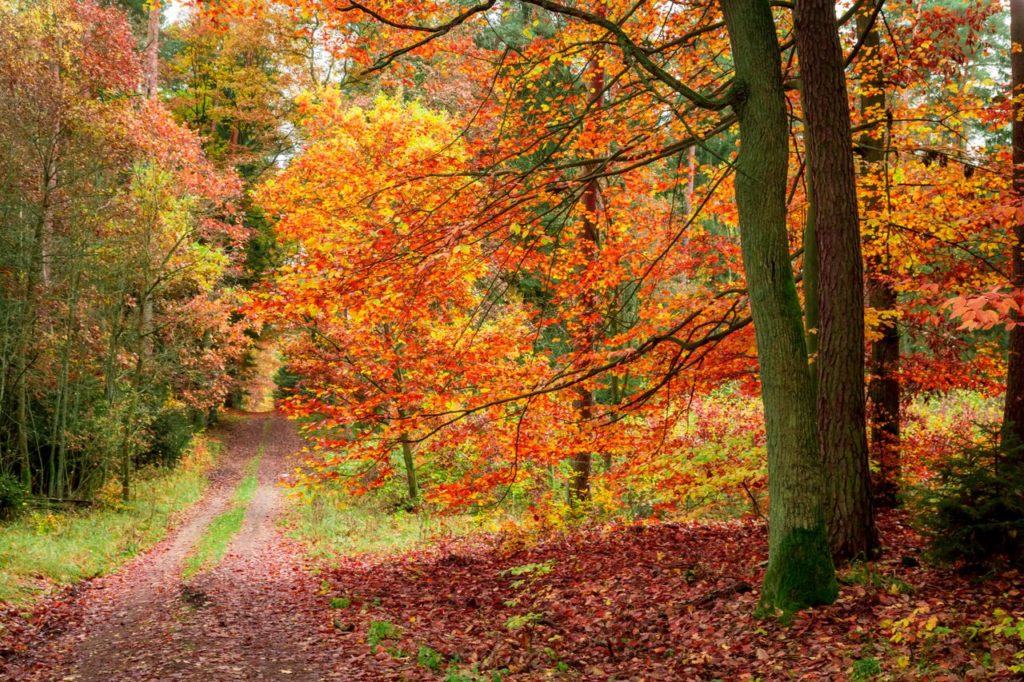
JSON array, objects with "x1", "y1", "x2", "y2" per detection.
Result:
[
  {"x1": 719, "y1": 0, "x2": 837, "y2": 614},
  {"x1": 1003, "y1": 0, "x2": 1024, "y2": 450},
  {"x1": 570, "y1": 51, "x2": 605, "y2": 503},
  {"x1": 859, "y1": 4, "x2": 901, "y2": 506},
  {"x1": 794, "y1": 0, "x2": 878, "y2": 560}
]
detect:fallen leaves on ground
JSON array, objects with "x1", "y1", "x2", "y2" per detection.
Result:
[
  {"x1": 318, "y1": 513, "x2": 1023, "y2": 680},
  {"x1": 2, "y1": 512, "x2": 1022, "y2": 681}
]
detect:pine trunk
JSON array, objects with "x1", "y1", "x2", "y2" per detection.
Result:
[
  {"x1": 719, "y1": 0, "x2": 837, "y2": 614},
  {"x1": 794, "y1": 0, "x2": 878, "y2": 560}
]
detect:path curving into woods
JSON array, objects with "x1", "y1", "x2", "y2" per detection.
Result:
[{"x1": 5, "y1": 412, "x2": 347, "y2": 682}]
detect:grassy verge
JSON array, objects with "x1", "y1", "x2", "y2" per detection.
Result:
[
  {"x1": 284, "y1": 494, "x2": 482, "y2": 561},
  {"x1": 0, "y1": 433, "x2": 221, "y2": 606},
  {"x1": 182, "y1": 454, "x2": 261, "y2": 580}
]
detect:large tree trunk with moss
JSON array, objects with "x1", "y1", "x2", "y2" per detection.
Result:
[
  {"x1": 858, "y1": 4, "x2": 902, "y2": 506},
  {"x1": 794, "y1": 0, "x2": 878, "y2": 561},
  {"x1": 1003, "y1": 0, "x2": 1024, "y2": 451},
  {"x1": 719, "y1": 0, "x2": 837, "y2": 614}
]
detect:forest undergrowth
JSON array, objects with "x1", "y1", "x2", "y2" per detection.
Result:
[
  {"x1": 285, "y1": 508, "x2": 1024, "y2": 680},
  {"x1": 0, "y1": 433, "x2": 220, "y2": 607}
]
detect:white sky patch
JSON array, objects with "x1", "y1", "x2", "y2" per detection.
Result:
[{"x1": 163, "y1": 0, "x2": 188, "y2": 26}]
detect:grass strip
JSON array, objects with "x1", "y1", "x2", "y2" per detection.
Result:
[
  {"x1": 0, "y1": 434, "x2": 220, "y2": 606},
  {"x1": 182, "y1": 454, "x2": 261, "y2": 580}
]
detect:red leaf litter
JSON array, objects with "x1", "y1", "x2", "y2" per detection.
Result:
[{"x1": 2, "y1": 417, "x2": 1021, "y2": 681}]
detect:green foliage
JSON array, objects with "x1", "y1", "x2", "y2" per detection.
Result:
[
  {"x1": 990, "y1": 610, "x2": 1024, "y2": 673},
  {"x1": 851, "y1": 657, "x2": 882, "y2": 680},
  {"x1": 273, "y1": 363, "x2": 302, "y2": 400},
  {"x1": 840, "y1": 562, "x2": 915, "y2": 595},
  {"x1": 329, "y1": 596, "x2": 351, "y2": 609},
  {"x1": 145, "y1": 407, "x2": 199, "y2": 467},
  {"x1": 503, "y1": 560, "x2": 554, "y2": 577},
  {"x1": 367, "y1": 620, "x2": 402, "y2": 653},
  {"x1": 284, "y1": 490, "x2": 479, "y2": 559},
  {"x1": 915, "y1": 437, "x2": 1024, "y2": 568},
  {"x1": 0, "y1": 472, "x2": 27, "y2": 520},
  {"x1": 0, "y1": 454, "x2": 209, "y2": 604},
  {"x1": 417, "y1": 644, "x2": 444, "y2": 671},
  {"x1": 505, "y1": 611, "x2": 544, "y2": 630},
  {"x1": 444, "y1": 667, "x2": 506, "y2": 682}
]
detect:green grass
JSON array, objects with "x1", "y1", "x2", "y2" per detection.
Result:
[
  {"x1": 0, "y1": 434, "x2": 220, "y2": 606},
  {"x1": 182, "y1": 455, "x2": 261, "y2": 580},
  {"x1": 284, "y1": 495, "x2": 481, "y2": 560}
]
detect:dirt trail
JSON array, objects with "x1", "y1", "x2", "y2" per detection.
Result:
[{"x1": 10, "y1": 412, "x2": 341, "y2": 682}]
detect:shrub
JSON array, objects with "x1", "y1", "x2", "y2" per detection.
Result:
[
  {"x1": 0, "y1": 473, "x2": 26, "y2": 520},
  {"x1": 273, "y1": 363, "x2": 301, "y2": 400},
  {"x1": 145, "y1": 407, "x2": 197, "y2": 467},
  {"x1": 915, "y1": 436, "x2": 1024, "y2": 569}
]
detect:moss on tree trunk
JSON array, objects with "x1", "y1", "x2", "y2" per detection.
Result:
[{"x1": 719, "y1": 0, "x2": 837, "y2": 615}]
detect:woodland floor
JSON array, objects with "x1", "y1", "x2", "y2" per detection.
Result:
[{"x1": 0, "y1": 413, "x2": 1022, "y2": 681}]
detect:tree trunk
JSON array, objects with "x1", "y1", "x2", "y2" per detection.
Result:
[
  {"x1": 794, "y1": 0, "x2": 878, "y2": 560},
  {"x1": 803, "y1": 185, "x2": 819, "y2": 394},
  {"x1": 1003, "y1": 0, "x2": 1024, "y2": 450},
  {"x1": 401, "y1": 436, "x2": 418, "y2": 501},
  {"x1": 719, "y1": 0, "x2": 837, "y2": 614},
  {"x1": 570, "y1": 386, "x2": 594, "y2": 503},
  {"x1": 17, "y1": 379, "x2": 31, "y2": 491},
  {"x1": 859, "y1": 4, "x2": 901, "y2": 506},
  {"x1": 144, "y1": 2, "x2": 160, "y2": 100},
  {"x1": 569, "y1": 47, "x2": 605, "y2": 503}
]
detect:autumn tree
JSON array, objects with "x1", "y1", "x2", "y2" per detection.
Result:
[
  {"x1": 239, "y1": 0, "x2": 841, "y2": 613},
  {"x1": 0, "y1": 0, "x2": 246, "y2": 501}
]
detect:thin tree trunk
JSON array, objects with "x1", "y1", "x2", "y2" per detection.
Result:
[
  {"x1": 684, "y1": 145, "x2": 697, "y2": 214},
  {"x1": 571, "y1": 386, "x2": 594, "y2": 502},
  {"x1": 570, "y1": 47, "x2": 605, "y2": 504},
  {"x1": 859, "y1": 5, "x2": 901, "y2": 504},
  {"x1": 401, "y1": 437, "x2": 418, "y2": 501},
  {"x1": 719, "y1": 0, "x2": 837, "y2": 614},
  {"x1": 794, "y1": 0, "x2": 878, "y2": 560},
  {"x1": 17, "y1": 379, "x2": 31, "y2": 491},
  {"x1": 1003, "y1": 0, "x2": 1024, "y2": 449},
  {"x1": 40, "y1": 56, "x2": 61, "y2": 290},
  {"x1": 144, "y1": 3, "x2": 160, "y2": 100}
]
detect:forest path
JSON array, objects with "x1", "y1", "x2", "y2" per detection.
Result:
[{"x1": 21, "y1": 412, "x2": 342, "y2": 682}]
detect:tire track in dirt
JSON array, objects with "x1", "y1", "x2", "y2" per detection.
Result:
[{"x1": 135, "y1": 413, "x2": 330, "y2": 681}]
